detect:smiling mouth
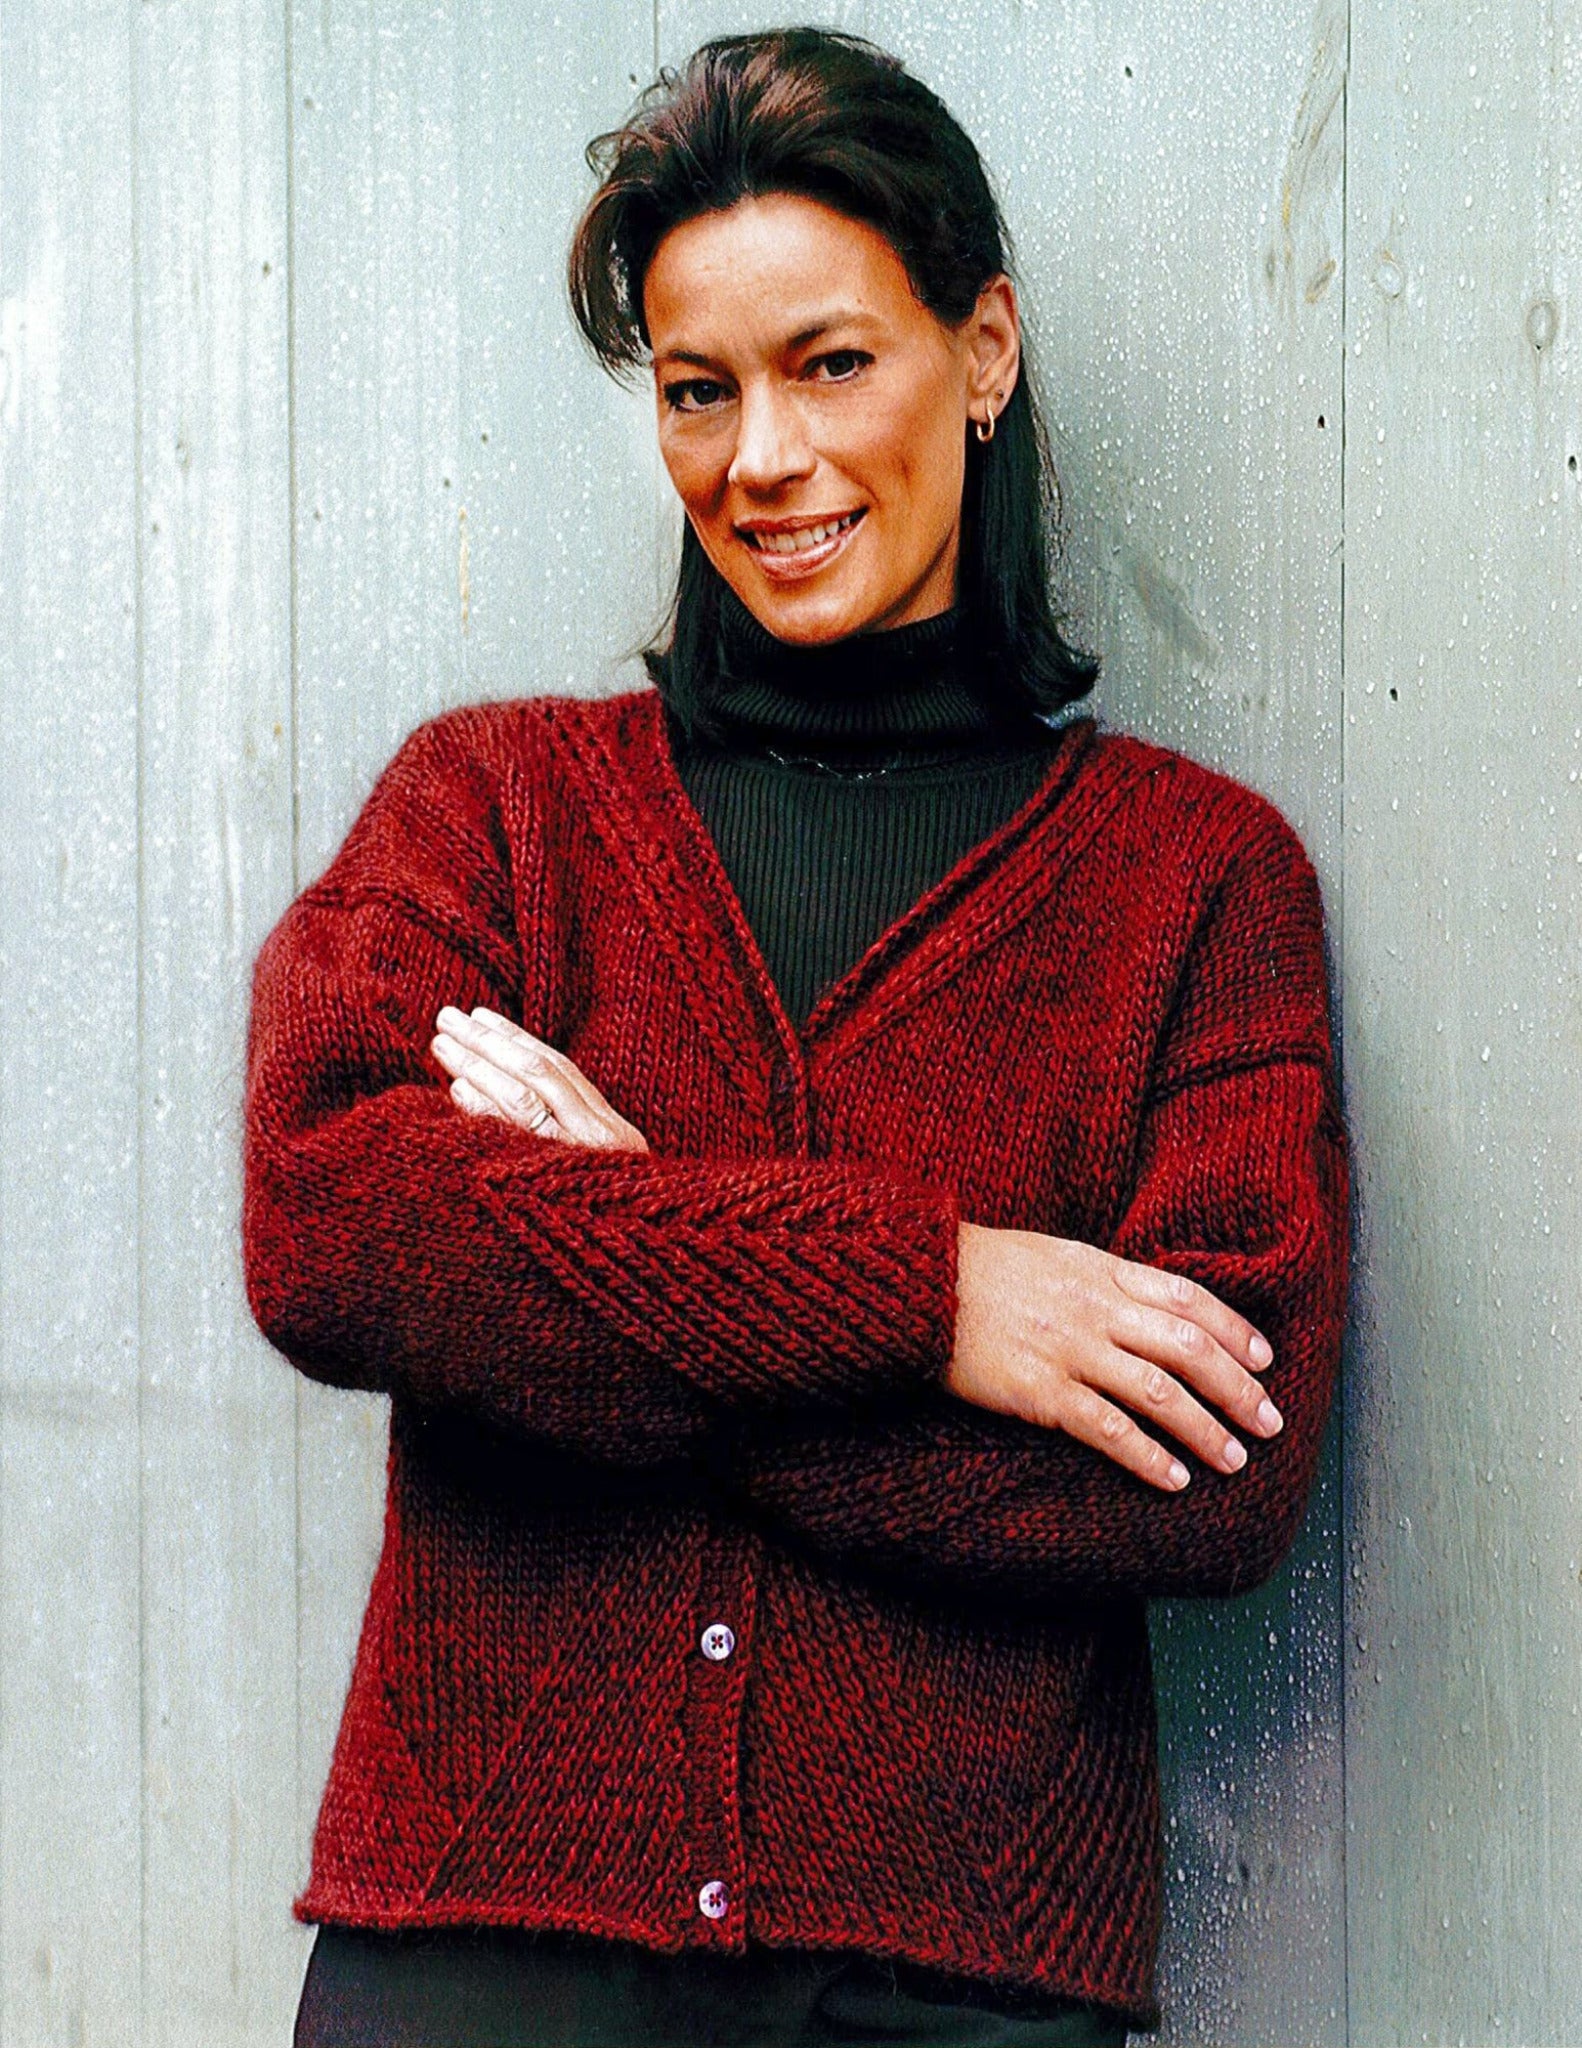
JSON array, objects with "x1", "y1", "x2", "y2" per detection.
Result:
[{"x1": 741, "y1": 509, "x2": 865, "y2": 555}]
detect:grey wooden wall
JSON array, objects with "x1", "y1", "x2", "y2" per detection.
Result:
[{"x1": 0, "y1": 2, "x2": 1575, "y2": 2042}]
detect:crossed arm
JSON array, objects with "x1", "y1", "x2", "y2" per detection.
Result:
[
  {"x1": 432, "y1": 1004, "x2": 1347, "y2": 1604},
  {"x1": 433, "y1": 1004, "x2": 1286, "y2": 1494}
]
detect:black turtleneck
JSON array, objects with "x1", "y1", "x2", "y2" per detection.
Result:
[{"x1": 665, "y1": 589, "x2": 1082, "y2": 1027}]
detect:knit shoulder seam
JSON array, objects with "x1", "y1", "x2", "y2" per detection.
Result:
[
  {"x1": 1146, "y1": 1042, "x2": 1335, "y2": 1105},
  {"x1": 1093, "y1": 733, "x2": 1318, "y2": 865}
]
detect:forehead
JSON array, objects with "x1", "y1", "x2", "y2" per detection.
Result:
[{"x1": 643, "y1": 193, "x2": 929, "y2": 355}]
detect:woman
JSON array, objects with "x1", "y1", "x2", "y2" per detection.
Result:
[{"x1": 248, "y1": 29, "x2": 1348, "y2": 2046}]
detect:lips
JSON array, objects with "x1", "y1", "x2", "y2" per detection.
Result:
[{"x1": 739, "y1": 507, "x2": 866, "y2": 579}]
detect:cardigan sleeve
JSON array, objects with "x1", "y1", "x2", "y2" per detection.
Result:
[
  {"x1": 697, "y1": 806, "x2": 1349, "y2": 1606},
  {"x1": 241, "y1": 709, "x2": 960, "y2": 1469}
]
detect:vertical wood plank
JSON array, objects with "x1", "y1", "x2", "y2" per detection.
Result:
[
  {"x1": 132, "y1": 2, "x2": 300, "y2": 2041},
  {"x1": 1344, "y1": 3, "x2": 1582, "y2": 2040},
  {"x1": 454, "y1": 4, "x2": 669, "y2": 699},
  {"x1": 287, "y1": 0, "x2": 655, "y2": 1904},
  {"x1": 0, "y1": 2, "x2": 143, "y2": 2042},
  {"x1": 657, "y1": 0, "x2": 868, "y2": 63}
]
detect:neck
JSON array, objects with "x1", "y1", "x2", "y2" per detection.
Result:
[{"x1": 667, "y1": 583, "x2": 1046, "y2": 765}]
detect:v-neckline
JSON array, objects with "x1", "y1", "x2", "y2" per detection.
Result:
[{"x1": 634, "y1": 689, "x2": 1104, "y2": 1071}]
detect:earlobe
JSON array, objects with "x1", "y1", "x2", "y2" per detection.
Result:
[{"x1": 968, "y1": 273, "x2": 1021, "y2": 422}]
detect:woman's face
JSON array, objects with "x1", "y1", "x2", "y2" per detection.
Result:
[{"x1": 644, "y1": 192, "x2": 1019, "y2": 644}]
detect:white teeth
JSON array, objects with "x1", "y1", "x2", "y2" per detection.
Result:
[{"x1": 754, "y1": 513, "x2": 856, "y2": 554}]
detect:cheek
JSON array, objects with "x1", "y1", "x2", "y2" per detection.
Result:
[
  {"x1": 866, "y1": 345, "x2": 961, "y2": 456},
  {"x1": 658, "y1": 427, "x2": 729, "y2": 514},
  {"x1": 864, "y1": 387, "x2": 965, "y2": 536}
]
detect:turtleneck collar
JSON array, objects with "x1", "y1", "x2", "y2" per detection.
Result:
[{"x1": 674, "y1": 584, "x2": 1055, "y2": 768}]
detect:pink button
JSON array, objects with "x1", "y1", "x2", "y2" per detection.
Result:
[{"x1": 697, "y1": 1879, "x2": 730, "y2": 1920}]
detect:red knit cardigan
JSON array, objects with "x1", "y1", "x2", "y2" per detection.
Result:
[{"x1": 241, "y1": 687, "x2": 1348, "y2": 2029}]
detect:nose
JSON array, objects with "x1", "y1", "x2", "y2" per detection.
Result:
[{"x1": 727, "y1": 380, "x2": 815, "y2": 495}]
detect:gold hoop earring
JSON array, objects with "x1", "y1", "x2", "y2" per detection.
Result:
[{"x1": 975, "y1": 396, "x2": 998, "y2": 445}]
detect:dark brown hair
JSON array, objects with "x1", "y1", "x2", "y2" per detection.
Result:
[{"x1": 568, "y1": 27, "x2": 1098, "y2": 726}]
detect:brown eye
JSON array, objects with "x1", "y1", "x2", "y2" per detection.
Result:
[
  {"x1": 810, "y1": 349, "x2": 871, "y2": 381},
  {"x1": 663, "y1": 378, "x2": 729, "y2": 413}
]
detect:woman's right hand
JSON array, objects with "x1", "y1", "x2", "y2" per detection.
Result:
[{"x1": 945, "y1": 1221, "x2": 1284, "y2": 1491}]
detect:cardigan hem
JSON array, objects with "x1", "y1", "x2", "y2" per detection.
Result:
[{"x1": 291, "y1": 1895, "x2": 1160, "y2": 2032}]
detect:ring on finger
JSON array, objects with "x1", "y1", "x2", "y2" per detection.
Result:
[{"x1": 519, "y1": 1087, "x2": 551, "y2": 1132}]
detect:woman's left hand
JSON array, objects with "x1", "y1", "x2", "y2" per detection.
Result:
[{"x1": 431, "y1": 1006, "x2": 650, "y2": 1152}]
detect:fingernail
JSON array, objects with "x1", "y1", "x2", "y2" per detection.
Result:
[
  {"x1": 1249, "y1": 1335, "x2": 1273, "y2": 1367},
  {"x1": 437, "y1": 1006, "x2": 466, "y2": 1028},
  {"x1": 1223, "y1": 1438, "x2": 1247, "y2": 1472},
  {"x1": 1168, "y1": 1460, "x2": 1190, "y2": 1490},
  {"x1": 1257, "y1": 1398, "x2": 1283, "y2": 1434}
]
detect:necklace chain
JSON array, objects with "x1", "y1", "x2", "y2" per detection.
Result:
[{"x1": 759, "y1": 742, "x2": 915, "y2": 780}]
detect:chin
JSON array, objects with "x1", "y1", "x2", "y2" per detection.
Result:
[
  {"x1": 727, "y1": 574, "x2": 894, "y2": 646},
  {"x1": 753, "y1": 604, "x2": 867, "y2": 645}
]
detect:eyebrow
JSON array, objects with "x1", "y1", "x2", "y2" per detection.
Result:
[{"x1": 656, "y1": 307, "x2": 873, "y2": 371}]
